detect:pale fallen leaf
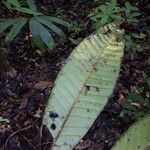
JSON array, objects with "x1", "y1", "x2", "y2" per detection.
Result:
[
  {"x1": 0, "y1": 117, "x2": 10, "y2": 123},
  {"x1": 33, "y1": 109, "x2": 42, "y2": 118}
]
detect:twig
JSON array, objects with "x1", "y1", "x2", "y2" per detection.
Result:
[
  {"x1": 33, "y1": 142, "x2": 53, "y2": 149},
  {"x1": 20, "y1": 134, "x2": 34, "y2": 148},
  {"x1": 4, "y1": 125, "x2": 33, "y2": 149},
  {"x1": 27, "y1": 25, "x2": 33, "y2": 58},
  {"x1": 51, "y1": 0, "x2": 56, "y2": 11},
  {"x1": 39, "y1": 123, "x2": 44, "y2": 150}
]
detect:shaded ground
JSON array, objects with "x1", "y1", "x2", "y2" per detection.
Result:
[{"x1": 0, "y1": 0, "x2": 150, "y2": 150}]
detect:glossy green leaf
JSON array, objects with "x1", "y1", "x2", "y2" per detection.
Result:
[
  {"x1": 27, "y1": 0, "x2": 37, "y2": 12},
  {"x1": 128, "y1": 93, "x2": 145, "y2": 104},
  {"x1": 0, "y1": 18, "x2": 18, "y2": 33},
  {"x1": 5, "y1": 18, "x2": 27, "y2": 42},
  {"x1": 36, "y1": 17, "x2": 66, "y2": 38},
  {"x1": 13, "y1": 7, "x2": 42, "y2": 15},
  {"x1": 122, "y1": 101, "x2": 137, "y2": 111},
  {"x1": 29, "y1": 19, "x2": 54, "y2": 49},
  {"x1": 42, "y1": 16, "x2": 72, "y2": 28},
  {"x1": 2, "y1": 0, "x2": 20, "y2": 8},
  {"x1": 2, "y1": 0, "x2": 11, "y2": 9},
  {"x1": 112, "y1": 115, "x2": 150, "y2": 150},
  {"x1": 43, "y1": 23, "x2": 125, "y2": 150}
]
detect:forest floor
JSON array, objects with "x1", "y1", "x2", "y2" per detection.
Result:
[{"x1": 0, "y1": 0, "x2": 150, "y2": 150}]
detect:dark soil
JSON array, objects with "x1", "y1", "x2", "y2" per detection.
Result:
[{"x1": 0, "y1": 0, "x2": 150, "y2": 150}]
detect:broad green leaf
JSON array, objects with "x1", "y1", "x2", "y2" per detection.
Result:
[
  {"x1": 27, "y1": 0, "x2": 37, "y2": 12},
  {"x1": 5, "y1": 18, "x2": 27, "y2": 42},
  {"x1": 36, "y1": 17, "x2": 66, "y2": 38},
  {"x1": 13, "y1": 7, "x2": 42, "y2": 16},
  {"x1": 2, "y1": 0, "x2": 20, "y2": 8},
  {"x1": 29, "y1": 19, "x2": 54, "y2": 49},
  {"x1": 42, "y1": 16, "x2": 72, "y2": 28},
  {"x1": 112, "y1": 115, "x2": 150, "y2": 150},
  {"x1": 29, "y1": 19, "x2": 47, "y2": 50},
  {"x1": 128, "y1": 93, "x2": 145, "y2": 104},
  {"x1": 10, "y1": 0, "x2": 20, "y2": 7},
  {"x1": 2, "y1": 0, "x2": 12, "y2": 9},
  {"x1": 43, "y1": 23, "x2": 125, "y2": 150},
  {"x1": 0, "y1": 18, "x2": 7, "y2": 22},
  {"x1": 122, "y1": 101, "x2": 137, "y2": 111},
  {"x1": 0, "y1": 18, "x2": 18, "y2": 33}
]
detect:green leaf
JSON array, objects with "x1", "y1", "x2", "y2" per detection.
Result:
[
  {"x1": 128, "y1": 93, "x2": 145, "y2": 104},
  {"x1": 42, "y1": 16, "x2": 72, "y2": 28},
  {"x1": 130, "y1": 12, "x2": 141, "y2": 17},
  {"x1": 111, "y1": 14, "x2": 123, "y2": 21},
  {"x1": 13, "y1": 7, "x2": 42, "y2": 16},
  {"x1": 112, "y1": 115, "x2": 150, "y2": 150},
  {"x1": 146, "y1": 77, "x2": 150, "y2": 87},
  {"x1": 5, "y1": 18, "x2": 27, "y2": 42},
  {"x1": 27, "y1": 0, "x2": 37, "y2": 12},
  {"x1": 0, "y1": 18, "x2": 18, "y2": 33},
  {"x1": 2, "y1": 0, "x2": 12, "y2": 9},
  {"x1": 29, "y1": 19, "x2": 54, "y2": 49},
  {"x1": 29, "y1": 19, "x2": 46, "y2": 50},
  {"x1": 122, "y1": 101, "x2": 137, "y2": 111},
  {"x1": 2, "y1": 0, "x2": 20, "y2": 8},
  {"x1": 36, "y1": 17, "x2": 66, "y2": 38},
  {"x1": 99, "y1": 5, "x2": 107, "y2": 14},
  {"x1": 100, "y1": 15, "x2": 109, "y2": 25},
  {"x1": 0, "y1": 18, "x2": 7, "y2": 22},
  {"x1": 43, "y1": 23, "x2": 125, "y2": 150},
  {"x1": 10, "y1": 0, "x2": 20, "y2": 7}
]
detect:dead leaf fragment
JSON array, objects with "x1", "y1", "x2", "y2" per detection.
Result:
[
  {"x1": 74, "y1": 140, "x2": 93, "y2": 150},
  {"x1": 34, "y1": 80, "x2": 53, "y2": 90},
  {"x1": 20, "y1": 96, "x2": 28, "y2": 109}
]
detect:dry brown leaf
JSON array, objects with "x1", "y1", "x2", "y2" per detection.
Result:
[
  {"x1": 20, "y1": 96, "x2": 28, "y2": 109},
  {"x1": 34, "y1": 80, "x2": 53, "y2": 90},
  {"x1": 74, "y1": 140, "x2": 93, "y2": 150}
]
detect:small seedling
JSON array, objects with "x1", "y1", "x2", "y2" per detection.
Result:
[
  {"x1": 122, "y1": 2, "x2": 140, "y2": 24},
  {"x1": 88, "y1": 0, "x2": 122, "y2": 28},
  {"x1": 88, "y1": 0, "x2": 140, "y2": 28},
  {"x1": 0, "y1": 0, "x2": 71, "y2": 52}
]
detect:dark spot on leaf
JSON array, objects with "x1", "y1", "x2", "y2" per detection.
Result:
[
  {"x1": 95, "y1": 87, "x2": 100, "y2": 92},
  {"x1": 103, "y1": 60, "x2": 107, "y2": 63},
  {"x1": 93, "y1": 67, "x2": 98, "y2": 71},
  {"x1": 87, "y1": 109, "x2": 90, "y2": 112},
  {"x1": 116, "y1": 37, "x2": 122, "y2": 42},
  {"x1": 113, "y1": 69, "x2": 117, "y2": 72},
  {"x1": 49, "y1": 111, "x2": 59, "y2": 119},
  {"x1": 137, "y1": 146, "x2": 140, "y2": 149},
  {"x1": 51, "y1": 123, "x2": 56, "y2": 130},
  {"x1": 85, "y1": 85, "x2": 90, "y2": 91}
]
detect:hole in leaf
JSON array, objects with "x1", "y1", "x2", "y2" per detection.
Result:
[
  {"x1": 51, "y1": 123, "x2": 56, "y2": 130},
  {"x1": 49, "y1": 111, "x2": 59, "y2": 119}
]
